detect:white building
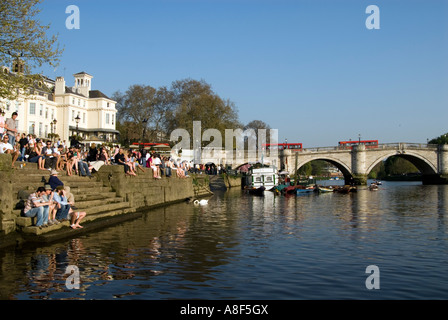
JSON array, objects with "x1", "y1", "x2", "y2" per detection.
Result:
[{"x1": 0, "y1": 64, "x2": 119, "y2": 146}]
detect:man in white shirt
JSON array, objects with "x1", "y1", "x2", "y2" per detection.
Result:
[
  {"x1": 0, "y1": 134, "x2": 20, "y2": 168},
  {"x1": 5, "y1": 112, "x2": 18, "y2": 147},
  {"x1": 42, "y1": 140, "x2": 58, "y2": 170}
]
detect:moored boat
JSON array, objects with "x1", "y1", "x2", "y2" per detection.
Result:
[
  {"x1": 296, "y1": 186, "x2": 314, "y2": 195},
  {"x1": 314, "y1": 185, "x2": 334, "y2": 193},
  {"x1": 244, "y1": 186, "x2": 266, "y2": 196},
  {"x1": 243, "y1": 166, "x2": 279, "y2": 191},
  {"x1": 333, "y1": 185, "x2": 357, "y2": 194}
]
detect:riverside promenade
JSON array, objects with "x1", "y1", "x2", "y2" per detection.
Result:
[{"x1": 0, "y1": 154, "x2": 212, "y2": 248}]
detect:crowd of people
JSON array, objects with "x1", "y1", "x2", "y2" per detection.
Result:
[{"x1": 1, "y1": 109, "x2": 227, "y2": 230}]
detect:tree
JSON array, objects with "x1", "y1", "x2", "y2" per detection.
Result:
[
  {"x1": 298, "y1": 162, "x2": 312, "y2": 176},
  {"x1": 242, "y1": 120, "x2": 272, "y2": 150},
  {"x1": 384, "y1": 156, "x2": 419, "y2": 175},
  {"x1": 369, "y1": 161, "x2": 386, "y2": 179},
  {"x1": 0, "y1": 0, "x2": 63, "y2": 100},
  {"x1": 114, "y1": 79, "x2": 242, "y2": 148},
  {"x1": 165, "y1": 78, "x2": 241, "y2": 147},
  {"x1": 244, "y1": 120, "x2": 271, "y2": 131},
  {"x1": 112, "y1": 84, "x2": 175, "y2": 143},
  {"x1": 428, "y1": 133, "x2": 448, "y2": 145}
]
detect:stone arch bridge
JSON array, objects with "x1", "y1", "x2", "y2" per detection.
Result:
[
  {"x1": 196, "y1": 143, "x2": 448, "y2": 185},
  {"x1": 277, "y1": 143, "x2": 448, "y2": 185}
]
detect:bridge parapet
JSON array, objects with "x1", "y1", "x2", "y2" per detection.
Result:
[{"x1": 301, "y1": 143, "x2": 438, "y2": 153}]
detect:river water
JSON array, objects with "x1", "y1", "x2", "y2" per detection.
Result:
[{"x1": 1, "y1": 180, "x2": 448, "y2": 300}]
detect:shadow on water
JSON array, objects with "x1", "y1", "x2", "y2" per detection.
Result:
[{"x1": 1, "y1": 182, "x2": 448, "y2": 299}]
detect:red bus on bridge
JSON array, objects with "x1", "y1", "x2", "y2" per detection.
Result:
[
  {"x1": 338, "y1": 140, "x2": 379, "y2": 149},
  {"x1": 263, "y1": 143, "x2": 303, "y2": 151}
]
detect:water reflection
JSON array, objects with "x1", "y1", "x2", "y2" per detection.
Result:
[{"x1": 1, "y1": 182, "x2": 448, "y2": 299}]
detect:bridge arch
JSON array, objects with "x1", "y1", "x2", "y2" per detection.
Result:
[
  {"x1": 296, "y1": 156, "x2": 353, "y2": 181},
  {"x1": 366, "y1": 151, "x2": 438, "y2": 176}
]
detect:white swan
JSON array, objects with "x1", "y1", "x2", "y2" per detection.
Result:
[{"x1": 194, "y1": 199, "x2": 208, "y2": 205}]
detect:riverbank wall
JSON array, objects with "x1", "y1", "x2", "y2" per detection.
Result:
[
  {"x1": 0, "y1": 154, "x2": 212, "y2": 248},
  {"x1": 223, "y1": 174, "x2": 243, "y2": 188}
]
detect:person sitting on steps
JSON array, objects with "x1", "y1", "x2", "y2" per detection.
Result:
[
  {"x1": 23, "y1": 186, "x2": 52, "y2": 228},
  {"x1": 0, "y1": 135, "x2": 20, "y2": 168},
  {"x1": 42, "y1": 140, "x2": 58, "y2": 170}
]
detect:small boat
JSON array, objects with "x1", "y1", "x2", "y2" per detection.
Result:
[
  {"x1": 314, "y1": 185, "x2": 333, "y2": 193},
  {"x1": 369, "y1": 183, "x2": 379, "y2": 191},
  {"x1": 333, "y1": 185, "x2": 357, "y2": 194},
  {"x1": 283, "y1": 184, "x2": 308, "y2": 195},
  {"x1": 296, "y1": 186, "x2": 314, "y2": 195},
  {"x1": 244, "y1": 186, "x2": 265, "y2": 196}
]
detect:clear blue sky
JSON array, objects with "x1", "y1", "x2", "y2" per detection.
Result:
[{"x1": 36, "y1": 0, "x2": 448, "y2": 147}]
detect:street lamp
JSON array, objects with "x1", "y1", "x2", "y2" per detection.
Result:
[
  {"x1": 51, "y1": 119, "x2": 57, "y2": 142},
  {"x1": 75, "y1": 115, "x2": 81, "y2": 136},
  {"x1": 141, "y1": 118, "x2": 148, "y2": 150}
]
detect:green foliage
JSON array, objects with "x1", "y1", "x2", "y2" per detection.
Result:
[
  {"x1": 369, "y1": 156, "x2": 419, "y2": 178},
  {"x1": 0, "y1": 0, "x2": 63, "y2": 100},
  {"x1": 428, "y1": 133, "x2": 448, "y2": 145},
  {"x1": 385, "y1": 156, "x2": 419, "y2": 175},
  {"x1": 369, "y1": 161, "x2": 386, "y2": 179},
  {"x1": 297, "y1": 162, "x2": 312, "y2": 176},
  {"x1": 166, "y1": 78, "x2": 242, "y2": 142},
  {"x1": 297, "y1": 160, "x2": 331, "y2": 176},
  {"x1": 114, "y1": 79, "x2": 243, "y2": 147}
]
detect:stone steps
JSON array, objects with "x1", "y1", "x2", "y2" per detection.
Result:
[
  {"x1": 12, "y1": 161, "x2": 131, "y2": 236},
  {"x1": 16, "y1": 200, "x2": 132, "y2": 233},
  {"x1": 19, "y1": 204, "x2": 136, "y2": 236},
  {"x1": 208, "y1": 175, "x2": 227, "y2": 191}
]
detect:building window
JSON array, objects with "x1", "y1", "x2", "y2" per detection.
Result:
[
  {"x1": 106, "y1": 113, "x2": 109, "y2": 124},
  {"x1": 112, "y1": 114, "x2": 114, "y2": 125},
  {"x1": 83, "y1": 113, "x2": 86, "y2": 124},
  {"x1": 39, "y1": 104, "x2": 43, "y2": 116},
  {"x1": 72, "y1": 98, "x2": 75, "y2": 105},
  {"x1": 72, "y1": 110, "x2": 75, "y2": 121},
  {"x1": 29, "y1": 122, "x2": 35, "y2": 134},
  {"x1": 30, "y1": 103, "x2": 36, "y2": 115},
  {"x1": 45, "y1": 107, "x2": 48, "y2": 119},
  {"x1": 45, "y1": 125, "x2": 48, "y2": 137},
  {"x1": 39, "y1": 123, "x2": 42, "y2": 137}
]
